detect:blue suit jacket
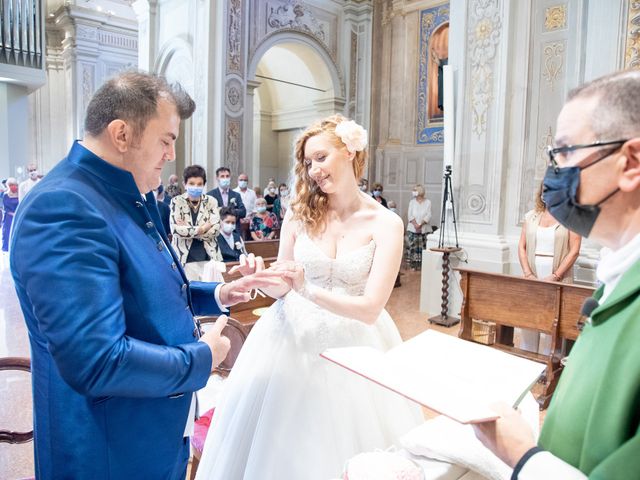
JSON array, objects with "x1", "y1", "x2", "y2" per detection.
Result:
[
  {"x1": 10, "y1": 141, "x2": 223, "y2": 479},
  {"x1": 207, "y1": 187, "x2": 246, "y2": 228},
  {"x1": 218, "y1": 231, "x2": 244, "y2": 262}
]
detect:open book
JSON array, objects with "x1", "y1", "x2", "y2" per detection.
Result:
[{"x1": 320, "y1": 330, "x2": 545, "y2": 424}]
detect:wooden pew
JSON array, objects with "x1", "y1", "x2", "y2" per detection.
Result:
[
  {"x1": 455, "y1": 268, "x2": 594, "y2": 408},
  {"x1": 221, "y1": 257, "x2": 278, "y2": 330},
  {"x1": 244, "y1": 239, "x2": 280, "y2": 258}
]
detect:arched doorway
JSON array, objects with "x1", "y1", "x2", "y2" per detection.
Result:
[{"x1": 246, "y1": 33, "x2": 344, "y2": 188}]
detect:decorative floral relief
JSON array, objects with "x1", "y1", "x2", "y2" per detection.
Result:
[
  {"x1": 226, "y1": 119, "x2": 241, "y2": 175},
  {"x1": 544, "y1": 5, "x2": 567, "y2": 31},
  {"x1": 227, "y1": 0, "x2": 242, "y2": 75},
  {"x1": 542, "y1": 42, "x2": 564, "y2": 91},
  {"x1": 468, "y1": 0, "x2": 502, "y2": 138},
  {"x1": 625, "y1": 1, "x2": 640, "y2": 69},
  {"x1": 267, "y1": 1, "x2": 326, "y2": 42}
]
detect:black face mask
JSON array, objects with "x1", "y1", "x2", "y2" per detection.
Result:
[{"x1": 542, "y1": 161, "x2": 619, "y2": 238}]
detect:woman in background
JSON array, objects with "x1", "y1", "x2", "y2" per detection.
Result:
[
  {"x1": 2, "y1": 178, "x2": 19, "y2": 252},
  {"x1": 263, "y1": 180, "x2": 278, "y2": 212},
  {"x1": 250, "y1": 197, "x2": 279, "y2": 241},
  {"x1": 170, "y1": 165, "x2": 222, "y2": 281},
  {"x1": 371, "y1": 182, "x2": 388, "y2": 208},
  {"x1": 273, "y1": 183, "x2": 290, "y2": 220},
  {"x1": 517, "y1": 182, "x2": 581, "y2": 353},
  {"x1": 406, "y1": 184, "x2": 432, "y2": 270}
]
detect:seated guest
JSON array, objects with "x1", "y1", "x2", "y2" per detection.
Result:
[
  {"x1": 218, "y1": 207, "x2": 245, "y2": 262},
  {"x1": 250, "y1": 197, "x2": 279, "y2": 241},
  {"x1": 358, "y1": 177, "x2": 369, "y2": 193},
  {"x1": 371, "y1": 182, "x2": 388, "y2": 208},
  {"x1": 474, "y1": 69, "x2": 640, "y2": 479},
  {"x1": 171, "y1": 165, "x2": 222, "y2": 281},
  {"x1": 263, "y1": 180, "x2": 278, "y2": 212}
]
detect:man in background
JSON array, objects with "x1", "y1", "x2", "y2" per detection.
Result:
[{"x1": 18, "y1": 163, "x2": 40, "y2": 200}]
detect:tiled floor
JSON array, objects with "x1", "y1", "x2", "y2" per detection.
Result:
[{"x1": 0, "y1": 264, "x2": 456, "y2": 478}]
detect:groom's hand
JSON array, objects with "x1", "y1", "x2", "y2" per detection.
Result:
[
  {"x1": 199, "y1": 315, "x2": 231, "y2": 370},
  {"x1": 219, "y1": 270, "x2": 282, "y2": 307}
]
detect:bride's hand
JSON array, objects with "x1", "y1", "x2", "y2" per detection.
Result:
[
  {"x1": 228, "y1": 253, "x2": 265, "y2": 276},
  {"x1": 270, "y1": 261, "x2": 305, "y2": 292}
]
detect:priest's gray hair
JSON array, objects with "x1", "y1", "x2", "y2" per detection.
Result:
[{"x1": 568, "y1": 70, "x2": 640, "y2": 140}]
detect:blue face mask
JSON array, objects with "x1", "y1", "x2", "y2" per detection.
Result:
[
  {"x1": 186, "y1": 186, "x2": 203, "y2": 198},
  {"x1": 238, "y1": 180, "x2": 248, "y2": 189},
  {"x1": 372, "y1": 190, "x2": 382, "y2": 198},
  {"x1": 542, "y1": 159, "x2": 619, "y2": 238},
  {"x1": 256, "y1": 206, "x2": 267, "y2": 213},
  {"x1": 219, "y1": 178, "x2": 231, "y2": 188}
]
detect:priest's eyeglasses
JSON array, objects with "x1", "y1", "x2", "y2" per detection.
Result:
[{"x1": 546, "y1": 139, "x2": 627, "y2": 172}]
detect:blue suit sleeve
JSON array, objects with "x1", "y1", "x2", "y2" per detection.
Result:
[
  {"x1": 12, "y1": 190, "x2": 212, "y2": 398},
  {"x1": 235, "y1": 192, "x2": 246, "y2": 220},
  {"x1": 189, "y1": 281, "x2": 224, "y2": 316}
]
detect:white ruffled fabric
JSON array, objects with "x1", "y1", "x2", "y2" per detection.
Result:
[
  {"x1": 195, "y1": 233, "x2": 423, "y2": 480},
  {"x1": 399, "y1": 393, "x2": 540, "y2": 480}
]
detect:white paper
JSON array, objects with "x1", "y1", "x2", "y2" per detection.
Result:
[{"x1": 321, "y1": 330, "x2": 545, "y2": 424}]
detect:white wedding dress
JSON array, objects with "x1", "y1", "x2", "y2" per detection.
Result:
[{"x1": 195, "y1": 232, "x2": 423, "y2": 480}]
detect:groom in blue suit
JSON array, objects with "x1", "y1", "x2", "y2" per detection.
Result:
[{"x1": 10, "y1": 72, "x2": 274, "y2": 479}]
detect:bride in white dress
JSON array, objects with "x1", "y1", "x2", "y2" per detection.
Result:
[{"x1": 195, "y1": 115, "x2": 423, "y2": 480}]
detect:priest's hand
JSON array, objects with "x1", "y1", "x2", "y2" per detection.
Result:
[{"x1": 472, "y1": 402, "x2": 537, "y2": 468}]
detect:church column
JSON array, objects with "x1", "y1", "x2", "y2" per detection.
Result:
[
  {"x1": 421, "y1": 0, "x2": 617, "y2": 315},
  {"x1": 132, "y1": 0, "x2": 158, "y2": 71},
  {"x1": 343, "y1": 1, "x2": 373, "y2": 128}
]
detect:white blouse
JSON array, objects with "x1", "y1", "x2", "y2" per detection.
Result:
[{"x1": 407, "y1": 198, "x2": 432, "y2": 234}]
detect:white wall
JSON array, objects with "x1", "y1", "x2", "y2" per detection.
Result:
[{"x1": 0, "y1": 84, "x2": 31, "y2": 181}]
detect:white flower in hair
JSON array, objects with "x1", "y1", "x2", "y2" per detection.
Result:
[{"x1": 335, "y1": 120, "x2": 368, "y2": 153}]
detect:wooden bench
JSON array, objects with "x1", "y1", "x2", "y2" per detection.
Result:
[
  {"x1": 455, "y1": 268, "x2": 594, "y2": 408},
  {"x1": 243, "y1": 239, "x2": 280, "y2": 259},
  {"x1": 221, "y1": 257, "x2": 278, "y2": 330}
]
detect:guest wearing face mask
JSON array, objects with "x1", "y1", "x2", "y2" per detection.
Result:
[
  {"x1": 164, "y1": 173, "x2": 182, "y2": 204},
  {"x1": 358, "y1": 178, "x2": 369, "y2": 193},
  {"x1": 263, "y1": 180, "x2": 279, "y2": 212},
  {"x1": 250, "y1": 197, "x2": 279, "y2": 241},
  {"x1": 387, "y1": 200, "x2": 399, "y2": 215},
  {"x1": 207, "y1": 167, "x2": 246, "y2": 230},
  {"x1": 273, "y1": 183, "x2": 290, "y2": 220},
  {"x1": 171, "y1": 165, "x2": 222, "y2": 281},
  {"x1": 371, "y1": 182, "x2": 388, "y2": 208},
  {"x1": 2, "y1": 178, "x2": 19, "y2": 252},
  {"x1": 217, "y1": 207, "x2": 246, "y2": 262},
  {"x1": 407, "y1": 184, "x2": 432, "y2": 270},
  {"x1": 233, "y1": 172, "x2": 257, "y2": 218},
  {"x1": 19, "y1": 163, "x2": 41, "y2": 200}
]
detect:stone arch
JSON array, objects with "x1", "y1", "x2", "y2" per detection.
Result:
[{"x1": 248, "y1": 30, "x2": 344, "y2": 99}]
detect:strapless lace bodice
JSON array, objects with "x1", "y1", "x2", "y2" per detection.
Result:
[{"x1": 293, "y1": 233, "x2": 376, "y2": 296}]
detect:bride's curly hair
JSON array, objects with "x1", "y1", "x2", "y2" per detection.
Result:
[{"x1": 290, "y1": 114, "x2": 367, "y2": 235}]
